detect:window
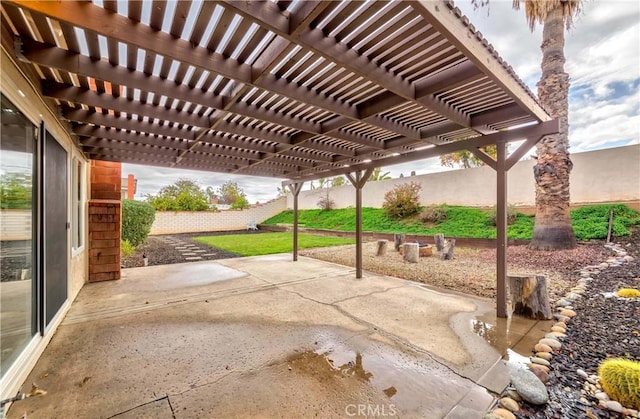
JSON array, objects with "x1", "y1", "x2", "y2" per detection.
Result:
[{"x1": 71, "y1": 157, "x2": 85, "y2": 251}]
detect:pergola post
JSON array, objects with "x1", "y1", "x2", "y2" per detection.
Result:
[
  {"x1": 495, "y1": 140, "x2": 508, "y2": 318},
  {"x1": 471, "y1": 133, "x2": 552, "y2": 319},
  {"x1": 345, "y1": 168, "x2": 374, "y2": 279},
  {"x1": 287, "y1": 182, "x2": 303, "y2": 262}
]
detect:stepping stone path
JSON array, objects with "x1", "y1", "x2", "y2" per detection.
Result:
[{"x1": 136, "y1": 235, "x2": 240, "y2": 266}]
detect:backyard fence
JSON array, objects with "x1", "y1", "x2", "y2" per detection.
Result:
[{"x1": 287, "y1": 145, "x2": 640, "y2": 211}]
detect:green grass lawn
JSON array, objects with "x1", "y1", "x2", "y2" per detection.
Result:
[
  {"x1": 262, "y1": 204, "x2": 640, "y2": 240},
  {"x1": 192, "y1": 232, "x2": 354, "y2": 256}
]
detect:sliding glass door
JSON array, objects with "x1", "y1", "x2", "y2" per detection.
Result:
[{"x1": 0, "y1": 93, "x2": 37, "y2": 378}]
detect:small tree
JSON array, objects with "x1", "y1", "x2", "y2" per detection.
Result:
[
  {"x1": 218, "y1": 181, "x2": 250, "y2": 209},
  {"x1": 122, "y1": 199, "x2": 155, "y2": 247},
  {"x1": 331, "y1": 176, "x2": 346, "y2": 187},
  {"x1": 146, "y1": 179, "x2": 210, "y2": 211},
  {"x1": 382, "y1": 182, "x2": 422, "y2": 219},
  {"x1": 440, "y1": 145, "x2": 498, "y2": 169}
]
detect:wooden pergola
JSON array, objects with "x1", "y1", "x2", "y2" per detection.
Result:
[{"x1": 1, "y1": 0, "x2": 558, "y2": 317}]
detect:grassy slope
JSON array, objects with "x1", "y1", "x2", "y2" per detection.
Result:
[
  {"x1": 193, "y1": 232, "x2": 354, "y2": 256},
  {"x1": 262, "y1": 204, "x2": 640, "y2": 240}
]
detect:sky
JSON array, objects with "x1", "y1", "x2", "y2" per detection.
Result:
[{"x1": 123, "y1": 0, "x2": 640, "y2": 203}]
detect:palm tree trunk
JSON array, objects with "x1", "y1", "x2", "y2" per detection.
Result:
[{"x1": 530, "y1": 5, "x2": 576, "y2": 250}]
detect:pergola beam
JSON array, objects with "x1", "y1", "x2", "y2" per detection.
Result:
[{"x1": 283, "y1": 119, "x2": 560, "y2": 185}]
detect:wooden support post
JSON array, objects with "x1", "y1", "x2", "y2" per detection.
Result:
[
  {"x1": 508, "y1": 275, "x2": 552, "y2": 320},
  {"x1": 403, "y1": 243, "x2": 419, "y2": 263},
  {"x1": 496, "y1": 140, "x2": 508, "y2": 318},
  {"x1": 287, "y1": 182, "x2": 303, "y2": 262},
  {"x1": 440, "y1": 239, "x2": 456, "y2": 260},
  {"x1": 376, "y1": 240, "x2": 388, "y2": 256},
  {"x1": 394, "y1": 233, "x2": 405, "y2": 251},
  {"x1": 346, "y1": 168, "x2": 374, "y2": 279}
]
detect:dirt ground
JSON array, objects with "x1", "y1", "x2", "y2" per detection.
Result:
[{"x1": 301, "y1": 241, "x2": 610, "y2": 302}]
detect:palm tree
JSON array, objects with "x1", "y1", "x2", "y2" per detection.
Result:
[
  {"x1": 513, "y1": 0, "x2": 581, "y2": 250},
  {"x1": 369, "y1": 167, "x2": 391, "y2": 181}
]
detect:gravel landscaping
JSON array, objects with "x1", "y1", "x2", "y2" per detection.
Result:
[
  {"x1": 507, "y1": 232, "x2": 640, "y2": 419},
  {"x1": 301, "y1": 241, "x2": 609, "y2": 302}
]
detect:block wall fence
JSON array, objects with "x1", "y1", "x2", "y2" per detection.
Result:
[
  {"x1": 287, "y1": 145, "x2": 640, "y2": 211},
  {"x1": 149, "y1": 196, "x2": 287, "y2": 235}
]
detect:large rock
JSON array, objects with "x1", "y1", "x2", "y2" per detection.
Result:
[
  {"x1": 539, "y1": 338, "x2": 561, "y2": 349},
  {"x1": 510, "y1": 368, "x2": 549, "y2": 405}
]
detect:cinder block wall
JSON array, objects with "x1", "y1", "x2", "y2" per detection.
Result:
[
  {"x1": 149, "y1": 197, "x2": 287, "y2": 235},
  {"x1": 288, "y1": 145, "x2": 640, "y2": 210},
  {"x1": 88, "y1": 161, "x2": 121, "y2": 282}
]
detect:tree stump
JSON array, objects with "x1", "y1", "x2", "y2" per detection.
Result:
[
  {"x1": 376, "y1": 240, "x2": 388, "y2": 256},
  {"x1": 440, "y1": 239, "x2": 455, "y2": 260},
  {"x1": 403, "y1": 243, "x2": 419, "y2": 263},
  {"x1": 508, "y1": 275, "x2": 552, "y2": 320},
  {"x1": 434, "y1": 234, "x2": 445, "y2": 252},
  {"x1": 394, "y1": 233, "x2": 405, "y2": 251}
]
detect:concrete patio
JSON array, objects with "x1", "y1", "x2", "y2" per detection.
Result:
[{"x1": 8, "y1": 255, "x2": 551, "y2": 418}]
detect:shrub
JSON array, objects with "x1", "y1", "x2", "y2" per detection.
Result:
[
  {"x1": 617, "y1": 288, "x2": 640, "y2": 298},
  {"x1": 122, "y1": 199, "x2": 156, "y2": 247},
  {"x1": 598, "y1": 358, "x2": 640, "y2": 409},
  {"x1": 382, "y1": 182, "x2": 422, "y2": 219},
  {"x1": 120, "y1": 239, "x2": 135, "y2": 257},
  {"x1": 317, "y1": 196, "x2": 335, "y2": 211},
  {"x1": 487, "y1": 204, "x2": 519, "y2": 226},
  {"x1": 420, "y1": 204, "x2": 449, "y2": 223}
]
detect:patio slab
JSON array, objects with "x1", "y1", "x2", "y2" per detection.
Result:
[{"x1": 8, "y1": 255, "x2": 548, "y2": 418}]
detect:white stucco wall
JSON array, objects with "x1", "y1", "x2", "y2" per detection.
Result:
[{"x1": 287, "y1": 145, "x2": 640, "y2": 209}]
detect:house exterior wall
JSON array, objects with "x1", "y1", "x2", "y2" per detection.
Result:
[
  {"x1": 1, "y1": 46, "x2": 89, "y2": 401},
  {"x1": 287, "y1": 145, "x2": 640, "y2": 210},
  {"x1": 149, "y1": 197, "x2": 287, "y2": 235}
]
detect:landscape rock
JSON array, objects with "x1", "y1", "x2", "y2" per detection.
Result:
[
  {"x1": 511, "y1": 368, "x2": 549, "y2": 405},
  {"x1": 529, "y1": 363, "x2": 550, "y2": 374},
  {"x1": 553, "y1": 321, "x2": 567, "y2": 329},
  {"x1": 550, "y1": 326, "x2": 565, "y2": 333},
  {"x1": 594, "y1": 391, "x2": 609, "y2": 401},
  {"x1": 499, "y1": 397, "x2": 520, "y2": 412},
  {"x1": 536, "y1": 352, "x2": 552, "y2": 361},
  {"x1": 560, "y1": 309, "x2": 577, "y2": 317},
  {"x1": 604, "y1": 400, "x2": 623, "y2": 413},
  {"x1": 576, "y1": 369, "x2": 588, "y2": 379},
  {"x1": 539, "y1": 338, "x2": 561, "y2": 349},
  {"x1": 530, "y1": 357, "x2": 551, "y2": 367},
  {"x1": 534, "y1": 343, "x2": 552, "y2": 353},
  {"x1": 492, "y1": 408, "x2": 516, "y2": 419},
  {"x1": 506, "y1": 390, "x2": 522, "y2": 402}
]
